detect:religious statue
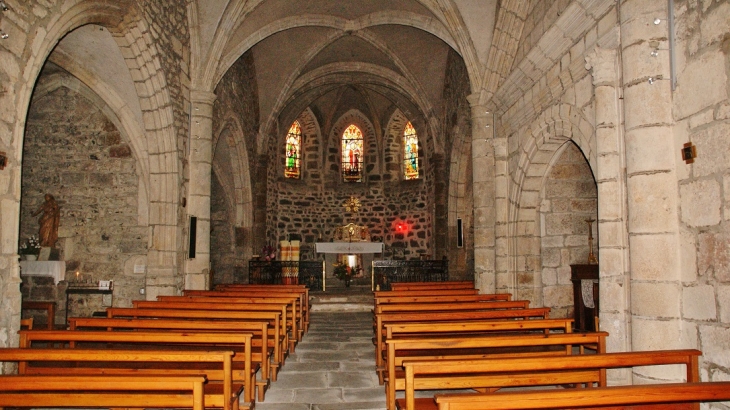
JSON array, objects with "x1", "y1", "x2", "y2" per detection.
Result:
[{"x1": 33, "y1": 194, "x2": 60, "y2": 248}]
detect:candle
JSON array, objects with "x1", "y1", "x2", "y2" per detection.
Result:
[{"x1": 75, "y1": 271, "x2": 79, "y2": 281}]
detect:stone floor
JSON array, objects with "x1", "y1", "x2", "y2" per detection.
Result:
[{"x1": 255, "y1": 307, "x2": 385, "y2": 410}]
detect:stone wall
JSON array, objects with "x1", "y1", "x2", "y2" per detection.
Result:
[
  {"x1": 21, "y1": 70, "x2": 146, "y2": 321},
  {"x1": 539, "y1": 142, "x2": 597, "y2": 319},
  {"x1": 442, "y1": 48, "x2": 474, "y2": 278},
  {"x1": 211, "y1": 51, "x2": 260, "y2": 284},
  {"x1": 671, "y1": 0, "x2": 730, "y2": 384},
  {"x1": 269, "y1": 106, "x2": 435, "y2": 272}
]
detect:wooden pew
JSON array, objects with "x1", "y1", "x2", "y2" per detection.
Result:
[
  {"x1": 183, "y1": 290, "x2": 309, "y2": 334},
  {"x1": 374, "y1": 289, "x2": 479, "y2": 299},
  {"x1": 105, "y1": 307, "x2": 286, "y2": 379},
  {"x1": 379, "y1": 318, "x2": 573, "y2": 387},
  {"x1": 375, "y1": 300, "x2": 531, "y2": 316},
  {"x1": 21, "y1": 301, "x2": 56, "y2": 329},
  {"x1": 156, "y1": 294, "x2": 303, "y2": 343},
  {"x1": 375, "y1": 294, "x2": 511, "y2": 308},
  {"x1": 384, "y1": 331, "x2": 607, "y2": 410},
  {"x1": 0, "y1": 374, "x2": 207, "y2": 410},
  {"x1": 18, "y1": 329, "x2": 257, "y2": 407},
  {"x1": 434, "y1": 382, "x2": 730, "y2": 410},
  {"x1": 132, "y1": 300, "x2": 298, "y2": 352},
  {"x1": 373, "y1": 307, "x2": 551, "y2": 380},
  {"x1": 212, "y1": 284, "x2": 310, "y2": 332},
  {"x1": 68, "y1": 317, "x2": 274, "y2": 398},
  {"x1": 401, "y1": 349, "x2": 703, "y2": 410},
  {"x1": 0, "y1": 348, "x2": 239, "y2": 410},
  {"x1": 389, "y1": 281, "x2": 474, "y2": 291}
]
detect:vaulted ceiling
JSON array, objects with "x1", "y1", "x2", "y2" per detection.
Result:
[{"x1": 45, "y1": 0, "x2": 499, "y2": 155}]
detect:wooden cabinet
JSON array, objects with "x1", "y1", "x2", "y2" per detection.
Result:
[{"x1": 570, "y1": 264, "x2": 599, "y2": 332}]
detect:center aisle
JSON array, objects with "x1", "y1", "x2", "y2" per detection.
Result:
[{"x1": 256, "y1": 310, "x2": 386, "y2": 410}]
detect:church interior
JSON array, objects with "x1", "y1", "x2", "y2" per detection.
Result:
[{"x1": 1, "y1": 0, "x2": 730, "y2": 407}]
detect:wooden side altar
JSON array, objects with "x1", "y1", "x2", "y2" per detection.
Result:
[{"x1": 570, "y1": 264, "x2": 599, "y2": 332}]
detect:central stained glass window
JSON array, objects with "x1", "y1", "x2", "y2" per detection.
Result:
[{"x1": 341, "y1": 124, "x2": 363, "y2": 182}]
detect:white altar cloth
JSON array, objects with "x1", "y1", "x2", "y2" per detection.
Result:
[
  {"x1": 20, "y1": 261, "x2": 66, "y2": 284},
  {"x1": 315, "y1": 242, "x2": 383, "y2": 254}
]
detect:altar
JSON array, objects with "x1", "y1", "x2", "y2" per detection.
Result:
[
  {"x1": 315, "y1": 242, "x2": 383, "y2": 254},
  {"x1": 315, "y1": 222, "x2": 383, "y2": 290},
  {"x1": 19, "y1": 261, "x2": 66, "y2": 285}
]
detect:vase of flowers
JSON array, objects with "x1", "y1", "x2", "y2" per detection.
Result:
[
  {"x1": 19, "y1": 235, "x2": 41, "y2": 260},
  {"x1": 262, "y1": 245, "x2": 276, "y2": 261},
  {"x1": 333, "y1": 262, "x2": 360, "y2": 287}
]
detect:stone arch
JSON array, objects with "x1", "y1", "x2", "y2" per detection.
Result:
[
  {"x1": 0, "y1": 0, "x2": 169, "y2": 348},
  {"x1": 506, "y1": 104, "x2": 595, "y2": 302},
  {"x1": 383, "y1": 110, "x2": 411, "y2": 182},
  {"x1": 327, "y1": 110, "x2": 377, "y2": 183},
  {"x1": 295, "y1": 108, "x2": 322, "y2": 183},
  {"x1": 213, "y1": 116, "x2": 251, "y2": 230},
  {"x1": 31, "y1": 71, "x2": 150, "y2": 225}
]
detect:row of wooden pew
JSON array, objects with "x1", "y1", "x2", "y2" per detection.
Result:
[
  {"x1": 374, "y1": 280, "x2": 730, "y2": 410},
  {"x1": 0, "y1": 283, "x2": 310, "y2": 410}
]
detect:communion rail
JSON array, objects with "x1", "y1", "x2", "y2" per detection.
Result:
[{"x1": 248, "y1": 260, "x2": 324, "y2": 291}]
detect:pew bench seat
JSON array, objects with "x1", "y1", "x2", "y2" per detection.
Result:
[{"x1": 0, "y1": 375, "x2": 209, "y2": 410}]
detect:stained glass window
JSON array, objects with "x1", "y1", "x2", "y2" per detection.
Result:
[
  {"x1": 403, "y1": 121, "x2": 419, "y2": 180},
  {"x1": 341, "y1": 124, "x2": 363, "y2": 182},
  {"x1": 284, "y1": 121, "x2": 301, "y2": 179}
]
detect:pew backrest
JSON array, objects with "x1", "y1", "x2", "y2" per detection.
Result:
[
  {"x1": 434, "y1": 381, "x2": 730, "y2": 410},
  {"x1": 403, "y1": 349, "x2": 702, "y2": 410}
]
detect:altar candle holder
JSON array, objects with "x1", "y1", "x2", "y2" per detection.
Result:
[{"x1": 586, "y1": 218, "x2": 598, "y2": 265}]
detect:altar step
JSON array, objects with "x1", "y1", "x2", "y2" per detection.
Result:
[{"x1": 310, "y1": 286, "x2": 373, "y2": 312}]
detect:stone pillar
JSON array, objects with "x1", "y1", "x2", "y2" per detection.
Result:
[
  {"x1": 467, "y1": 94, "x2": 496, "y2": 293},
  {"x1": 585, "y1": 38, "x2": 632, "y2": 383},
  {"x1": 185, "y1": 90, "x2": 216, "y2": 290},
  {"x1": 620, "y1": 0, "x2": 683, "y2": 381}
]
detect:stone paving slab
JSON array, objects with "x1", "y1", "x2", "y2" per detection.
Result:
[{"x1": 255, "y1": 310, "x2": 386, "y2": 410}]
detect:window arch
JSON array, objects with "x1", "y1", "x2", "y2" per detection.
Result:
[
  {"x1": 341, "y1": 124, "x2": 363, "y2": 182},
  {"x1": 403, "y1": 121, "x2": 419, "y2": 180},
  {"x1": 284, "y1": 121, "x2": 301, "y2": 179}
]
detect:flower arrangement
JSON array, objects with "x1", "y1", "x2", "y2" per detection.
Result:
[
  {"x1": 262, "y1": 245, "x2": 276, "y2": 261},
  {"x1": 19, "y1": 235, "x2": 41, "y2": 255},
  {"x1": 333, "y1": 262, "x2": 361, "y2": 281}
]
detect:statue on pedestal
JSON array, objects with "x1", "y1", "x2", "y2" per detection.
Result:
[{"x1": 33, "y1": 194, "x2": 60, "y2": 248}]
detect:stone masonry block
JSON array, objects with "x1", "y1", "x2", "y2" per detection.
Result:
[
  {"x1": 700, "y1": 2, "x2": 730, "y2": 48},
  {"x1": 627, "y1": 173, "x2": 679, "y2": 233},
  {"x1": 625, "y1": 127, "x2": 676, "y2": 174},
  {"x1": 631, "y1": 281, "x2": 681, "y2": 318},
  {"x1": 674, "y1": 50, "x2": 727, "y2": 120},
  {"x1": 682, "y1": 284, "x2": 717, "y2": 320},
  {"x1": 600, "y1": 280, "x2": 627, "y2": 312},
  {"x1": 679, "y1": 227, "x2": 698, "y2": 283},
  {"x1": 624, "y1": 82, "x2": 673, "y2": 131},
  {"x1": 629, "y1": 233, "x2": 678, "y2": 281},
  {"x1": 697, "y1": 231, "x2": 730, "y2": 281},
  {"x1": 631, "y1": 317, "x2": 682, "y2": 352},
  {"x1": 719, "y1": 285, "x2": 730, "y2": 323},
  {"x1": 680, "y1": 178, "x2": 721, "y2": 227},
  {"x1": 698, "y1": 325, "x2": 730, "y2": 369},
  {"x1": 692, "y1": 122, "x2": 730, "y2": 178}
]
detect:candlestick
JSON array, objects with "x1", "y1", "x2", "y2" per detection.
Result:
[{"x1": 586, "y1": 218, "x2": 598, "y2": 265}]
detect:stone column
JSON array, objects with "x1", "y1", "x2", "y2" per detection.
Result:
[
  {"x1": 467, "y1": 94, "x2": 496, "y2": 293},
  {"x1": 185, "y1": 90, "x2": 216, "y2": 290},
  {"x1": 620, "y1": 0, "x2": 683, "y2": 381},
  {"x1": 585, "y1": 38, "x2": 632, "y2": 383}
]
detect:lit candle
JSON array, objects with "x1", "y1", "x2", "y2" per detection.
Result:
[{"x1": 75, "y1": 271, "x2": 79, "y2": 281}]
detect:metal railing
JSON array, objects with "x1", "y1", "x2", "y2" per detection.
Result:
[
  {"x1": 248, "y1": 260, "x2": 324, "y2": 291},
  {"x1": 372, "y1": 259, "x2": 449, "y2": 290}
]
